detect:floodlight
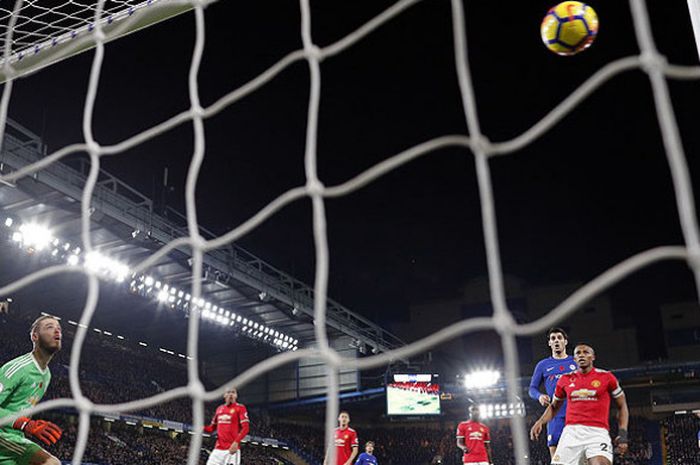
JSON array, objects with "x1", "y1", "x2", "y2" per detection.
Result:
[{"x1": 463, "y1": 370, "x2": 501, "y2": 389}]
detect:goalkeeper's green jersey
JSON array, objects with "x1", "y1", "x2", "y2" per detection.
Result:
[{"x1": 0, "y1": 353, "x2": 51, "y2": 439}]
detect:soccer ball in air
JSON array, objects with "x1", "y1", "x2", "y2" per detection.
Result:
[{"x1": 541, "y1": 2, "x2": 599, "y2": 56}]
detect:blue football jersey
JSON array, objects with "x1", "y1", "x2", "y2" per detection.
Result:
[{"x1": 528, "y1": 356, "x2": 577, "y2": 418}]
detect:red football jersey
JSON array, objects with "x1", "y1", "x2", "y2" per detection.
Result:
[
  {"x1": 553, "y1": 367, "x2": 623, "y2": 430},
  {"x1": 333, "y1": 427, "x2": 358, "y2": 465},
  {"x1": 204, "y1": 402, "x2": 250, "y2": 450},
  {"x1": 456, "y1": 420, "x2": 490, "y2": 463}
]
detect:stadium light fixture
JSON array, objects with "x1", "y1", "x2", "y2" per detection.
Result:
[
  {"x1": 18, "y1": 223, "x2": 53, "y2": 250},
  {"x1": 157, "y1": 290, "x2": 169, "y2": 302},
  {"x1": 3, "y1": 220, "x2": 300, "y2": 352},
  {"x1": 463, "y1": 370, "x2": 501, "y2": 390}
]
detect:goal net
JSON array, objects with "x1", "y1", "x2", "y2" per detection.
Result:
[{"x1": 0, "y1": 1, "x2": 699, "y2": 465}]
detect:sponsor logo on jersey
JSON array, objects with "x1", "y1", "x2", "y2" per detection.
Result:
[
  {"x1": 591, "y1": 380, "x2": 601, "y2": 388},
  {"x1": 468, "y1": 431, "x2": 483, "y2": 440},
  {"x1": 218, "y1": 414, "x2": 232, "y2": 423},
  {"x1": 571, "y1": 388, "x2": 597, "y2": 399}
]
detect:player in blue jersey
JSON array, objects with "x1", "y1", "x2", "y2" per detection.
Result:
[
  {"x1": 355, "y1": 441, "x2": 377, "y2": 465},
  {"x1": 528, "y1": 327, "x2": 577, "y2": 458}
]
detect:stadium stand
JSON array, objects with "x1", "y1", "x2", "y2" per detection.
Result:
[{"x1": 662, "y1": 414, "x2": 700, "y2": 465}]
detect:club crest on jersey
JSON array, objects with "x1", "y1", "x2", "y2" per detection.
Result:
[
  {"x1": 569, "y1": 364, "x2": 576, "y2": 370},
  {"x1": 591, "y1": 380, "x2": 601, "y2": 388}
]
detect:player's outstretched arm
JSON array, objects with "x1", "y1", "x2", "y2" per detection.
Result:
[
  {"x1": 613, "y1": 392, "x2": 629, "y2": 456},
  {"x1": 12, "y1": 417, "x2": 62, "y2": 446}
]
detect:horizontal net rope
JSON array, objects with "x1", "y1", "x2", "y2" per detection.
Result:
[{"x1": 0, "y1": 1, "x2": 697, "y2": 465}]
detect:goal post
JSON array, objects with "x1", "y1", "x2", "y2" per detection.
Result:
[
  {"x1": 0, "y1": 0, "x2": 192, "y2": 83},
  {"x1": 689, "y1": 0, "x2": 700, "y2": 61}
]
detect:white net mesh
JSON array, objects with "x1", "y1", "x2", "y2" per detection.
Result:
[
  {"x1": 0, "y1": 0, "x2": 699, "y2": 464},
  {"x1": 0, "y1": 0, "x2": 141, "y2": 51}
]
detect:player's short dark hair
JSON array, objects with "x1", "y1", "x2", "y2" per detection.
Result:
[
  {"x1": 546, "y1": 327, "x2": 568, "y2": 340},
  {"x1": 30, "y1": 315, "x2": 58, "y2": 338},
  {"x1": 573, "y1": 342, "x2": 595, "y2": 353},
  {"x1": 339, "y1": 410, "x2": 350, "y2": 417}
]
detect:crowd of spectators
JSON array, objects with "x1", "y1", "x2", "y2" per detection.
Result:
[
  {"x1": 48, "y1": 416, "x2": 290, "y2": 465},
  {"x1": 662, "y1": 414, "x2": 700, "y2": 465}
]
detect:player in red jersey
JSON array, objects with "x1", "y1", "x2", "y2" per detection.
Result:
[
  {"x1": 530, "y1": 343, "x2": 629, "y2": 465},
  {"x1": 456, "y1": 404, "x2": 492, "y2": 465},
  {"x1": 324, "y1": 411, "x2": 358, "y2": 465},
  {"x1": 203, "y1": 387, "x2": 250, "y2": 465}
]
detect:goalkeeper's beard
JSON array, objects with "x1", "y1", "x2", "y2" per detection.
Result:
[{"x1": 37, "y1": 335, "x2": 61, "y2": 355}]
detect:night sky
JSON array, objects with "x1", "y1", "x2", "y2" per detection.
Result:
[{"x1": 5, "y1": 1, "x2": 700, "y2": 359}]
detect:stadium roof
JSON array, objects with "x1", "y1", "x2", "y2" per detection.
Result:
[{"x1": 0, "y1": 119, "x2": 405, "y2": 355}]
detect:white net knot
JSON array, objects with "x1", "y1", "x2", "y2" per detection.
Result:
[
  {"x1": 306, "y1": 45, "x2": 322, "y2": 62},
  {"x1": 320, "y1": 347, "x2": 342, "y2": 368},
  {"x1": 74, "y1": 396, "x2": 94, "y2": 413},
  {"x1": 471, "y1": 135, "x2": 492, "y2": 156},
  {"x1": 687, "y1": 249, "x2": 700, "y2": 271},
  {"x1": 306, "y1": 178, "x2": 325, "y2": 196},
  {"x1": 640, "y1": 52, "x2": 667, "y2": 74},
  {"x1": 188, "y1": 380, "x2": 206, "y2": 400},
  {"x1": 191, "y1": 234, "x2": 207, "y2": 251},
  {"x1": 86, "y1": 140, "x2": 101, "y2": 156},
  {"x1": 190, "y1": 104, "x2": 205, "y2": 119},
  {"x1": 493, "y1": 311, "x2": 515, "y2": 335}
]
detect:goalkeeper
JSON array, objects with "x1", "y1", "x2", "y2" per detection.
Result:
[{"x1": 0, "y1": 315, "x2": 63, "y2": 465}]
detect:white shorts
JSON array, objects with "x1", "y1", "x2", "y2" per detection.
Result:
[
  {"x1": 206, "y1": 448, "x2": 241, "y2": 465},
  {"x1": 552, "y1": 425, "x2": 613, "y2": 465}
]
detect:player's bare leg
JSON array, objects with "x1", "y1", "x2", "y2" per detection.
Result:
[
  {"x1": 28, "y1": 449, "x2": 60, "y2": 465},
  {"x1": 548, "y1": 445, "x2": 557, "y2": 458},
  {"x1": 587, "y1": 456, "x2": 611, "y2": 465}
]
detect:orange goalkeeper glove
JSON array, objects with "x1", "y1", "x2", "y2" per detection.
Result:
[{"x1": 13, "y1": 417, "x2": 62, "y2": 446}]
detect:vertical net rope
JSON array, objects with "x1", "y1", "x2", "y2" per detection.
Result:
[{"x1": 0, "y1": 1, "x2": 698, "y2": 464}]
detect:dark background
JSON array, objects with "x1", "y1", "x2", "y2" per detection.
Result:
[{"x1": 4, "y1": 1, "x2": 700, "y2": 360}]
